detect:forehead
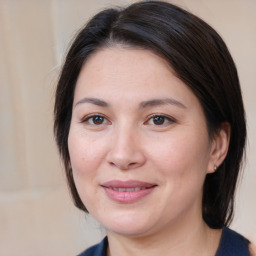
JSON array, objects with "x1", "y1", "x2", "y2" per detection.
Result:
[
  {"x1": 74, "y1": 47, "x2": 199, "y2": 109},
  {"x1": 78, "y1": 46, "x2": 173, "y2": 83}
]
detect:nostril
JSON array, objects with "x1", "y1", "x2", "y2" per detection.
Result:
[
  {"x1": 128, "y1": 162, "x2": 137, "y2": 167},
  {"x1": 109, "y1": 161, "x2": 138, "y2": 170},
  {"x1": 106, "y1": 145, "x2": 146, "y2": 170}
]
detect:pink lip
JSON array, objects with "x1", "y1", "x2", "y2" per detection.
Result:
[{"x1": 101, "y1": 180, "x2": 157, "y2": 203}]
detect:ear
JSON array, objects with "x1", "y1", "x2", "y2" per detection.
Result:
[{"x1": 207, "y1": 122, "x2": 231, "y2": 174}]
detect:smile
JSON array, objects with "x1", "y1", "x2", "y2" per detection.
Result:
[
  {"x1": 111, "y1": 187, "x2": 148, "y2": 192},
  {"x1": 101, "y1": 180, "x2": 157, "y2": 203}
]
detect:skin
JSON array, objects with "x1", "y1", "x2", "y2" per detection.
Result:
[
  {"x1": 68, "y1": 47, "x2": 230, "y2": 256},
  {"x1": 249, "y1": 244, "x2": 256, "y2": 256}
]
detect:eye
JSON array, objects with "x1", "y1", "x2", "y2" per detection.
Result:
[
  {"x1": 82, "y1": 114, "x2": 110, "y2": 126},
  {"x1": 146, "y1": 114, "x2": 175, "y2": 126}
]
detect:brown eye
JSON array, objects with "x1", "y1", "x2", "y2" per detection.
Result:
[
  {"x1": 83, "y1": 115, "x2": 109, "y2": 125},
  {"x1": 146, "y1": 114, "x2": 175, "y2": 126},
  {"x1": 152, "y1": 116, "x2": 165, "y2": 125},
  {"x1": 92, "y1": 116, "x2": 105, "y2": 125}
]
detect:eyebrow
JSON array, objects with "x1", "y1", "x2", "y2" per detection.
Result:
[
  {"x1": 74, "y1": 97, "x2": 186, "y2": 109},
  {"x1": 75, "y1": 97, "x2": 109, "y2": 107},
  {"x1": 139, "y1": 98, "x2": 187, "y2": 109}
]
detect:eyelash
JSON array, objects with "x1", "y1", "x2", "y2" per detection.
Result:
[
  {"x1": 81, "y1": 114, "x2": 110, "y2": 126},
  {"x1": 81, "y1": 113, "x2": 175, "y2": 127},
  {"x1": 145, "y1": 114, "x2": 175, "y2": 126}
]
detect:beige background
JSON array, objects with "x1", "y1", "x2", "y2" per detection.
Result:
[{"x1": 0, "y1": 0, "x2": 255, "y2": 255}]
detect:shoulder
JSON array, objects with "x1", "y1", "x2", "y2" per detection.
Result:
[
  {"x1": 216, "y1": 227, "x2": 251, "y2": 256},
  {"x1": 249, "y1": 242, "x2": 256, "y2": 256},
  {"x1": 77, "y1": 237, "x2": 108, "y2": 256}
]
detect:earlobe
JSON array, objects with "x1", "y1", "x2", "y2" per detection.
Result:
[{"x1": 207, "y1": 122, "x2": 231, "y2": 174}]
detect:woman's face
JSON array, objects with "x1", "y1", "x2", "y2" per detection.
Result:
[{"x1": 68, "y1": 47, "x2": 219, "y2": 237}]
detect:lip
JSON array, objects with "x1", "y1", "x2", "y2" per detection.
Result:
[{"x1": 101, "y1": 180, "x2": 157, "y2": 203}]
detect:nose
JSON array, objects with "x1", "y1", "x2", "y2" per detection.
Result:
[{"x1": 106, "y1": 126, "x2": 146, "y2": 170}]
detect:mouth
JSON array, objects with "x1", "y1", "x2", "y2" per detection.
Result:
[
  {"x1": 101, "y1": 180, "x2": 157, "y2": 203},
  {"x1": 110, "y1": 187, "x2": 150, "y2": 192}
]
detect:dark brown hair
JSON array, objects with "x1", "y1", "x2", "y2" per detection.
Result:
[{"x1": 54, "y1": 1, "x2": 246, "y2": 229}]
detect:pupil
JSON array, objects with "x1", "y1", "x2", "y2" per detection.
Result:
[
  {"x1": 93, "y1": 116, "x2": 104, "y2": 124},
  {"x1": 153, "y1": 116, "x2": 164, "y2": 125}
]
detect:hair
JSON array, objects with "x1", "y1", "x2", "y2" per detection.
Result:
[{"x1": 54, "y1": 1, "x2": 246, "y2": 229}]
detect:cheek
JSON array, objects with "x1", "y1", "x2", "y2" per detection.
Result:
[
  {"x1": 150, "y1": 133, "x2": 210, "y2": 170},
  {"x1": 147, "y1": 131, "x2": 211, "y2": 198},
  {"x1": 152, "y1": 135, "x2": 209, "y2": 212},
  {"x1": 68, "y1": 130, "x2": 107, "y2": 181},
  {"x1": 68, "y1": 131, "x2": 106, "y2": 206}
]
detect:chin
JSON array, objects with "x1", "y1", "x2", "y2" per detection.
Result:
[
  {"x1": 107, "y1": 223, "x2": 154, "y2": 238},
  {"x1": 96, "y1": 211, "x2": 160, "y2": 237}
]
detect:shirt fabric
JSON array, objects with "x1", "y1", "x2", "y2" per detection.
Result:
[{"x1": 77, "y1": 227, "x2": 250, "y2": 256}]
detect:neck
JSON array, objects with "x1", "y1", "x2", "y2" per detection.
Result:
[{"x1": 107, "y1": 212, "x2": 222, "y2": 256}]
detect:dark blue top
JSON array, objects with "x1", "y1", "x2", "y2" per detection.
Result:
[{"x1": 77, "y1": 227, "x2": 250, "y2": 256}]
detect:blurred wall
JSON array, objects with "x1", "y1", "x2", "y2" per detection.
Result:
[{"x1": 0, "y1": 0, "x2": 255, "y2": 255}]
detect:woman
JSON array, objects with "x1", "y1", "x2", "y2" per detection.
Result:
[{"x1": 54, "y1": 1, "x2": 255, "y2": 255}]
